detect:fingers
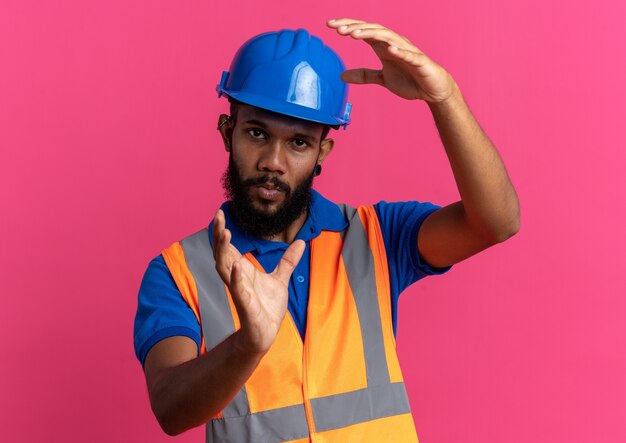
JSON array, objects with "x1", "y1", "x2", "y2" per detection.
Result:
[
  {"x1": 356, "y1": 28, "x2": 419, "y2": 53},
  {"x1": 327, "y1": 18, "x2": 368, "y2": 27},
  {"x1": 212, "y1": 209, "x2": 242, "y2": 285},
  {"x1": 387, "y1": 45, "x2": 430, "y2": 68},
  {"x1": 327, "y1": 18, "x2": 419, "y2": 53},
  {"x1": 328, "y1": 19, "x2": 385, "y2": 33},
  {"x1": 229, "y1": 260, "x2": 252, "y2": 315},
  {"x1": 212, "y1": 209, "x2": 225, "y2": 260},
  {"x1": 215, "y1": 226, "x2": 234, "y2": 285},
  {"x1": 327, "y1": 18, "x2": 385, "y2": 30},
  {"x1": 341, "y1": 68, "x2": 384, "y2": 86},
  {"x1": 273, "y1": 240, "x2": 306, "y2": 283}
]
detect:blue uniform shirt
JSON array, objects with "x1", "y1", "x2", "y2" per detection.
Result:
[{"x1": 134, "y1": 190, "x2": 451, "y2": 366}]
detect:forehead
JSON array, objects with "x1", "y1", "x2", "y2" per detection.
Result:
[{"x1": 236, "y1": 104, "x2": 324, "y2": 137}]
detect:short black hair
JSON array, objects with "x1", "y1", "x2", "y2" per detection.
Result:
[{"x1": 228, "y1": 97, "x2": 333, "y2": 140}]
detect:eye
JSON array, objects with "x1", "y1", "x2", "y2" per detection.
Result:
[
  {"x1": 248, "y1": 128, "x2": 266, "y2": 140},
  {"x1": 292, "y1": 139, "x2": 309, "y2": 149}
]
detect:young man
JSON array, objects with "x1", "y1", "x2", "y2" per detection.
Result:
[{"x1": 134, "y1": 18, "x2": 520, "y2": 442}]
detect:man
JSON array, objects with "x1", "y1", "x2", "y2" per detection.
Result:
[{"x1": 134, "y1": 18, "x2": 520, "y2": 442}]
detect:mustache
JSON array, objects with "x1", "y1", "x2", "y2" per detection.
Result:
[{"x1": 243, "y1": 175, "x2": 291, "y2": 193}]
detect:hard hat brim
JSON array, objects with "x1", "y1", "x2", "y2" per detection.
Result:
[{"x1": 222, "y1": 89, "x2": 350, "y2": 127}]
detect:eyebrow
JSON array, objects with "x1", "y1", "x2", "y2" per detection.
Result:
[
  {"x1": 242, "y1": 119, "x2": 318, "y2": 142},
  {"x1": 243, "y1": 119, "x2": 268, "y2": 128}
]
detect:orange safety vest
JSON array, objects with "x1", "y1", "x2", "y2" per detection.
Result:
[{"x1": 162, "y1": 204, "x2": 419, "y2": 443}]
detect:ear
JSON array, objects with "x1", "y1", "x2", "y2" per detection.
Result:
[
  {"x1": 217, "y1": 114, "x2": 233, "y2": 152},
  {"x1": 317, "y1": 138, "x2": 334, "y2": 165}
]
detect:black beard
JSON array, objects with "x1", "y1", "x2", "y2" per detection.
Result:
[{"x1": 221, "y1": 155, "x2": 314, "y2": 239}]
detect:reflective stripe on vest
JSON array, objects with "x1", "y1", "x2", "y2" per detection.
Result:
[{"x1": 170, "y1": 204, "x2": 418, "y2": 443}]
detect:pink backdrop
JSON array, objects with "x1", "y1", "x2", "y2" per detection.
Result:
[{"x1": 2, "y1": 1, "x2": 625, "y2": 441}]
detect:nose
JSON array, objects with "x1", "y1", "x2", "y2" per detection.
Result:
[{"x1": 257, "y1": 142, "x2": 286, "y2": 174}]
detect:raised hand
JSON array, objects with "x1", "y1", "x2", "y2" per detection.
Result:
[
  {"x1": 327, "y1": 18, "x2": 457, "y2": 103},
  {"x1": 212, "y1": 209, "x2": 305, "y2": 356}
]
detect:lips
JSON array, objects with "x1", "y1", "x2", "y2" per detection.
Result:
[
  {"x1": 245, "y1": 175, "x2": 290, "y2": 192},
  {"x1": 255, "y1": 184, "x2": 283, "y2": 201}
]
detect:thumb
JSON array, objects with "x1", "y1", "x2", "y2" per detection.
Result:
[
  {"x1": 273, "y1": 240, "x2": 305, "y2": 283},
  {"x1": 341, "y1": 68, "x2": 384, "y2": 85}
]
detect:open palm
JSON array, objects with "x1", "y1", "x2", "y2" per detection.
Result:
[
  {"x1": 212, "y1": 210, "x2": 305, "y2": 355},
  {"x1": 328, "y1": 18, "x2": 456, "y2": 103}
]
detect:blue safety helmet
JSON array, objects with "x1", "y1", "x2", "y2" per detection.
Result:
[{"x1": 217, "y1": 29, "x2": 352, "y2": 128}]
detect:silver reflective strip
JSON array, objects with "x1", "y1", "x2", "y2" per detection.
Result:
[
  {"x1": 222, "y1": 386, "x2": 250, "y2": 419},
  {"x1": 180, "y1": 229, "x2": 250, "y2": 419},
  {"x1": 181, "y1": 229, "x2": 234, "y2": 351},
  {"x1": 310, "y1": 382, "x2": 411, "y2": 432},
  {"x1": 206, "y1": 404, "x2": 310, "y2": 443},
  {"x1": 340, "y1": 205, "x2": 390, "y2": 386}
]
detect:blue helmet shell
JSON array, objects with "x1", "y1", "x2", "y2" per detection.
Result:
[{"x1": 217, "y1": 29, "x2": 352, "y2": 128}]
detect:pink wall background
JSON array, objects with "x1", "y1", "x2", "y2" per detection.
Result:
[{"x1": 2, "y1": 1, "x2": 625, "y2": 441}]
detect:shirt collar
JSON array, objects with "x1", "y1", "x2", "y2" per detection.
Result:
[{"x1": 208, "y1": 189, "x2": 348, "y2": 254}]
